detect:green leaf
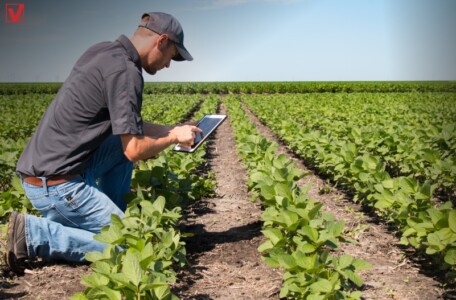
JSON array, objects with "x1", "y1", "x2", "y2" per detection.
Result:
[
  {"x1": 426, "y1": 230, "x2": 451, "y2": 254},
  {"x1": 399, "y1": 177, "x2": 417, "y2": 194},
  {"x1": 338, "y1": 255, "x2": 353, "y2": 269},
  {"x1": 85, "y1": 251, "x2": 104, "y2": 263},
  {"x1": 107, "y1": 273, "x2": 137, "y2": 291},
  {"x1": 259, "y1": 184, "x2": 275, "y2": 200},
  {"x1": 402, "y1": 227, "x2": 417, "y2": 237},
  {"x1": 141, "y1": 281, "x2": 169, "y2": 291},
  {"x1": 374, "y1": 183, "x2": 384, "y2": 193},
  {"x1": 95, "y1": 286, "x2": 122, "y2": 300},
  {"x1": 94, "y1": 224, "x2": 124, "y2": 244},
  {"x1": 70, "y1": 293, "x2": 89, "y2": 300},
  {"x1": 152, "y1": 196, "x2": 166, "y2": 214},
  {"x1": 111, "y1": 214, "x2": 124, "y2": 229},
  {"x1": 345, "y1": 269, "x2": 364, "y2": 287},
  {"x1": 329, "y1": 220, "x2": 345, "y2": 237},
  {"x1": 400, "y1": 236, "x2": 410, "y2": 246},
  {"x1": 365, "y1": 155, "x2": 378, "y2": 170},
  {"x1": 295, "y1": 252, "x2": 317, "y2": 269},
  {"x1": 307, "y1": 294, "x2": 326, "y2": 300},
  {"x1": 81, "y1": 273, "x2": 109, "y2": 288},
  {"x1": 281, "y1": 209, "x2": 299, "y2": 229},
  {"x1": 427, "y1": 233, "x2": 441, "y2": 247},
  {"x1": 250, "y1": 171, "x2": 267, "y2": 184},
  {"x1": 427, "y1": 208, "x2": 444, "y2": 227},
  {"x1": 352, "y1": 258, "x2": 372, "y2": 270},
  {"x1": 279, "y1": 285, "x2": 290, "y2": 299},
  {"x1": 300, "y1": 226, "x2": 319, "y2": 242},
  {"x1": 274, "y1": 183, "x2": 292, "y2": 199},
  {"x1": 262, "y1": 228, "x2": 283, "y2": 245},
  {"x1": 350, "y1": 290, "x2": 363, "y2": 299},
  {"x1": 444, "y1": 248, "x2": 456, "y2": 265},
  {"x1": 308, "y1": 202, "x2": 323, "y2": 219},
  {"x1": 278, "y1": 254, "x2": 297, "y2": 270},
  {"x1": 358, "y1": 172, "x2": 369, "y2": 182},
  {"x1": 262, "y1": 256, "x2": 280, "y2": 268},
  {"x1": 309, "y1": 278, "x2": 332, "y2": 293},
  {"x1": 271, "y1": 167, "x2": 287, "y2": 182},
  {"x1": 11, "y1": 175, "x2": 24, "y2": 194},
  {"x1": 154, "y1": 285, "x2": 171, "y2": 300},
  {"x1": 374, "y1": 196, "x2": 393, "y2": 210},
  {"x1": 449, "y1": 210, "x2": 456, "y2": 233},
  {"x1": 91, "y1": 261, "x2": 112, "y2": 275},
  {"x1": 298, "y1": 242, "x2": 317, "y2": 254},
  {"x1": 419, "y1": 181, "x2": 433, "y2": 199},
  {"x1": 123, "y1": 250, "x2": 142, "y2": 287},
  {"x1": 382, "y1": 179, "x2": 394, "y2": 190}
]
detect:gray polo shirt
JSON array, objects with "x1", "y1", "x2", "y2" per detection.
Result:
[{"x1": 16, "y1": 35, "x2": 144, "y2": 177}]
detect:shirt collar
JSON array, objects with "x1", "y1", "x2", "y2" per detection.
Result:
[{"x1": 117, "y1": 35, "x2": 141, "y2": 70}]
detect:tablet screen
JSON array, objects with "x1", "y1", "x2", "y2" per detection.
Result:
[{"x1": 173, "y1": 114, "x2": 227, "y2": 153}]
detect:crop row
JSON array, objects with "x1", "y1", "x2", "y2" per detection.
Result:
[
  {"x1": 1, "y1": 81, "x2": 455, "y2": 95},
  {"x1": 72, "y1": 95, "x2": 219, "y2": 299},
  {"x1": 243, "y1": 93, "x2": 456, "y2": 280},
  {"x1": 226, "y1": 96, "x2": 371, "y2": 299},
  {"x1": 0, "y1": 94, "x2": 54, "y2": 190},
  {"x1": 244, "y1": 93, "x2": 456, "y2": 199}
]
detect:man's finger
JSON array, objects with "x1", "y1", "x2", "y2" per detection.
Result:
[{"x1": 192, "y1": 126, "x2": 203, "y2": 134}]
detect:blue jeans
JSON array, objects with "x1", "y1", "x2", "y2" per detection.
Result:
[{"x1": 22, "y1": 135, "x2": 133, "y2": 262}]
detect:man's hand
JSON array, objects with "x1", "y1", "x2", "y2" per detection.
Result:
[
  {"x1": 121, "y1": 124, "x2": 203, "y2": 162},
  {"x1": 169, "y1": 125, "x2": 203, "y2": 149}
]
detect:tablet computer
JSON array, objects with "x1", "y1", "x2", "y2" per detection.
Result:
[{"x1": 173, "y1": 114, "x2": 227, "y2": 153}]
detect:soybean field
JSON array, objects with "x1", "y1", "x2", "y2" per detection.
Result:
[{"x1": 0, "y1": 81, "x2": 455, "y2": 300}]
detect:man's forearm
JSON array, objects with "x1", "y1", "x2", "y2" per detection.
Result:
[
  {"x1": 122, "y1": 124, "x2": 202, "y2": 162},
  {"x1": 121, "y1": 133, "x2": 176, "y2": 162}
]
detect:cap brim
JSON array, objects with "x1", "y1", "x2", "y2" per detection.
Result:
[{"x1": 173, "y1": 43, "x2": 193, "y2": 61}]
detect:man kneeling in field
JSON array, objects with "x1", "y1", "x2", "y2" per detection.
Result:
[{"x1": 6, "y1": 12, "x2": 201, "y2": 274}]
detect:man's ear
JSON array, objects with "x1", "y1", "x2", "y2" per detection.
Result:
[
  {"x1": 157, "y1": 34, "x2": 172, "y2": 52},
  {"x1": 158, "y1": 34, "x2": 169, "y2": 46}
]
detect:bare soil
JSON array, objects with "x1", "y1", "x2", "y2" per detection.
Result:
[
  {"x1": 172, "y1": 105, "x2": 282, "y2": 299},
  {"x1": 0, "y1": 263, "x2": 90, "y2": 299}
]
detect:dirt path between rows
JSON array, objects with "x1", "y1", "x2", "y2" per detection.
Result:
[
  {"x1": 0, "y1": 262, "x2": 89, "y2": 299},
  {"x1": 242, "y1": 104, "x2": 446, "y2": 299},
  {"x1": 173, "y1": 104, "x2": 282, "y2": 299}
]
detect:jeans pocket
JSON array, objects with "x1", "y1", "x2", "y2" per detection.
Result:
[
  {"x1": 25, "y1": 188, "x2": 79, "y2": 228},
  {"x1": 53, "y1": 180, "x2": 100, "y2": 229},
  {"x1": 58, "y1": 179, "x2": 86, "y2": 211}
]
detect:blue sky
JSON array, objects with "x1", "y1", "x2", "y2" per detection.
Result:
[{"x1": 0, "y1": 0, "x2": 455, "y2": 82}]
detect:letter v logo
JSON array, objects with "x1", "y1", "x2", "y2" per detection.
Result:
[{"x1": 5, "y1": 3, "x2": 25, "y2": 23}]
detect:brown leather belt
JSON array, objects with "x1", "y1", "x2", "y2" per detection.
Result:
[{"x1": 23, "y1": 174, "x2": 80, "y2": 187}]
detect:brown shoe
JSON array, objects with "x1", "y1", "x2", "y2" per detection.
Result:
[{"x1": 5, "y1": 212, "x2": 28, "y2": 274}]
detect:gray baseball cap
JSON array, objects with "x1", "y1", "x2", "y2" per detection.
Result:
[{"x1": 139, "y1": 12, "x2": 193, "y2": 61}]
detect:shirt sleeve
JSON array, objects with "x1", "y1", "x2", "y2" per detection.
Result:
[{"x1": 104, "y1": 66, "x2": 144, "y2": 136}]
